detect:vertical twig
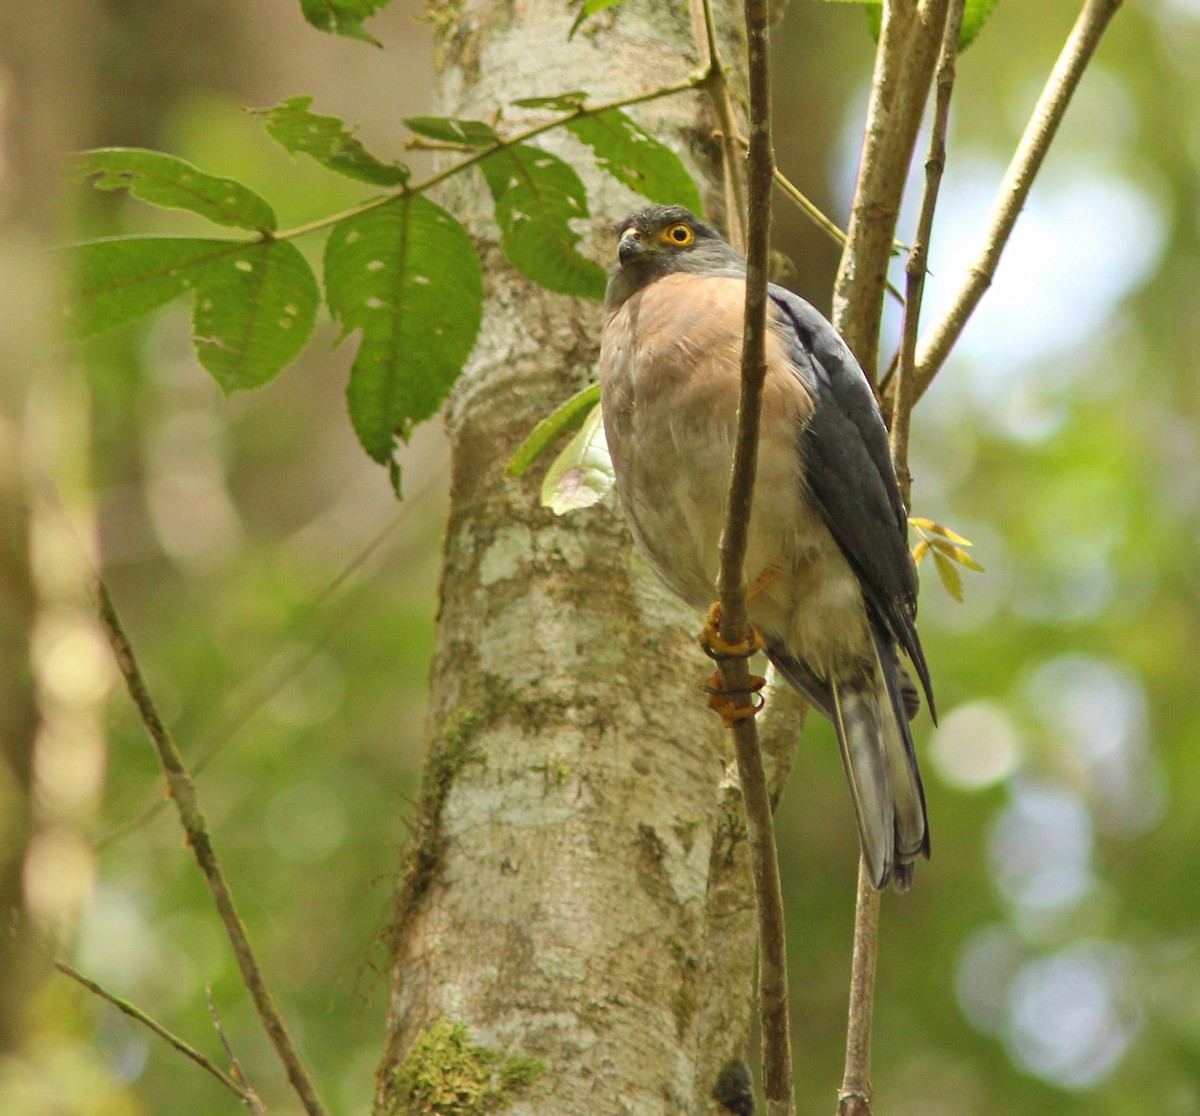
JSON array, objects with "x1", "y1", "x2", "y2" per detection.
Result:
[
  {"x1": 911, "y1": 0, "x2": 1125, "y2": 401},
  {"x1": 831, "y1": 3, "x2": 956, "y2": 1114},
  {"x1": 831, "y1": 0, "x2": 950, "y2": 380},
  {"x1": 708, "y1": 0, "x2": 795, "y2": 1111},
  {"x1": 889, "y1": 0, "x2": 966, "y2": 490},
  {"x1": 693, "y1": 0, "x2": 748, "y2": 250},
  {"x1": 836, "y1": 860, "x2": 880, "y2": 1116},
  {"x1": 93, "y1": 579, "x2": 329, "y2": 1116}
]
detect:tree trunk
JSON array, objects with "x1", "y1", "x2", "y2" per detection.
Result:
[{"x1": 374, "y1": 2, "x2": 760, "y2": 1113}]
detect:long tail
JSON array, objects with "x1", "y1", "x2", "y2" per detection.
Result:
[{"x1": 830, "y1": 632, "x2": 929, "y2": 891}]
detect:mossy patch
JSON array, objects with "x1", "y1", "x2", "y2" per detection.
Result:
[{"x1": 390, "y1": 1018, "x2": 544, "y2": 1115}]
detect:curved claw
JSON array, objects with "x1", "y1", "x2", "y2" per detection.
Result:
[
  {"x1": 701, "y1": 670, "x2": 767, "y2": 726},
  {"x1": 698, "y1": 602, "x2": 765, "y2": 661}
]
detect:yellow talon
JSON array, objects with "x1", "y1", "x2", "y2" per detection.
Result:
[{"x1": 698, "y1": 602, "x2": 765, "y2": 660}]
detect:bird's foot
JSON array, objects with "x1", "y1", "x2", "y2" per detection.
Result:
[
  {"x1": 701, "y1": 671, "x2": 767, "y2": 726},
  {"x1": 746, "y1": 564, "x2": 781, "y2": 604},
  {"x1": 698, "y1": 602, "x2": 765, "y2": 661}
]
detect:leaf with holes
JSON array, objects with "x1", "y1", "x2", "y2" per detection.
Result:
[
  {"x1": 541, "y1": 403, "x2": 614, "y2": 514},
  {"x1": 506, "y1": 382, "x2": 601, "y2": 477},
  {"x1": 255, "y1": 97, "x2": 409, "y2": 186},
  {"x1": 404, "y1": 117, "x2": 499, "y2": 146},
  {"x1": 478, "y1": 144, "x2": 606, "y2": 299},
  {"x1": 324, "y1": 196, "x2": 483, "y2": 481},
  {"x1": 67, "y1": 236, "x2": 318, "y2": 392},
  {"x1": 567, "y1": 110, "x2": 702, "y2": 211},
  {"x1": 75, "y1": 149, "x2": 276, "y2": 232},
  {"x1": 299, "y1": 0, "x2": 390, "y2": 43}
]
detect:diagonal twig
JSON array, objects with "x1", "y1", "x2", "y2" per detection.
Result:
[
  {"x1": 92, "y1": 578, "x2": 329, "y2": 1116},
  {"x1": 910, "y1": 0, "x2": 1125, "y2": 401},
  {"x1": 54, "y1": 960, "x2": 255, "y2": 1108}
]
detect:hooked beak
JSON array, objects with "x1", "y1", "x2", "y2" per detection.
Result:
[{"x1": 617, "y1": 225, "x2": 645, "y2": 265}]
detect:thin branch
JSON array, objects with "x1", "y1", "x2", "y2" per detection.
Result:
[
  {"x1": 830, "y1": 4, "x2": 953, "y2": 1115},
  {"x1": 54, "y1": 960, "x2": 253, "y2": 1108},
  {"x1": 836, "y1": 862, "x2": 881, "y2": 1116},
  {"x1": 275, "y1": 75, "x2": 705, "y2": 243},
  {"x1": 911, "y1": 0, "x2": 1124, "y2": 401},
  {"x1": 209, "y1": 985, "x2": 268, "y2": 1116},
  {"x1": 708, "y1": 0, "x2": 795, "y2": 1111},
  {"x1": 831, "y1": 0, "x2": 951, "y2": 381},
  {"x1": 889, "y1": 0, "x2": 966, "y2": 492},
  {"x1": 92, "y1": 578, "x2": 329, "y2": 1116}
]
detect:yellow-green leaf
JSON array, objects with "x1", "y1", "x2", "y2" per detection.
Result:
[
  {"x1": 933, "y1": 550, "x2": 965, "y2": 603},
  {"x1": 540, "y1": 403, "x2": 613, "y2": 514},
  {"x1": 506, "y1": 383, "x2": 601, "y2": 478}
]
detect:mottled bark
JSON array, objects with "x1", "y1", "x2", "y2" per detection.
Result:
[{"x1": 374, "y1": 1, "x2": 760, "y2": 1113}]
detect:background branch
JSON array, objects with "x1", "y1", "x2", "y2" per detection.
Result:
[
  {"x1": 831, "y1": 0, "x2": 950, "y2": 380},
  {"x1": 889, "y1": 0, "x2": 966, "y2": 492},
  {"x1": 93, "y1": 579, "x2": 328, "y2": 1116},
  {"x1": 911, "y1": 0, "x2": 1125, "y2": 401},
  {"x1": 54, "y1": 960, "x2": 259, "y2": 1111}
]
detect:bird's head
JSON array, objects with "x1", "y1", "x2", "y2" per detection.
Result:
[{"x1": 605, "y1": 205, "x2": 744, "y2": 309}]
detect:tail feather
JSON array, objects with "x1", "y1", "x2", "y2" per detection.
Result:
[
  {"x1": 830, "y1": 634, "x2": 930, "y2": 891},
  {"x1": 830, "y1": 682, "x2": 895, "y2": 889}
]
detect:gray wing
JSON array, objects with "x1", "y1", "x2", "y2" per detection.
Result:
[{"x1": 768, "y1": 285, "x2": 935, "y2": 719}]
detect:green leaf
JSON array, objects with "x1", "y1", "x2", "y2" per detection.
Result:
[
  {"x1": 865, "y1": 0, "x2": 998, "y2": 50},
  {"x1": 569, "y1": 0, "x2": 626, "y2": 38},
  {"x1": 254, "y1": 97, "x2": 409, "y2": 186},
  {"x1": 932, "y1": 549, "x2": 965, "y2": 602},
  {"x1": 567, "y1": 110, "x2": 702, "y2": 212},
  {"x1": 540, "y1": 403, "x2": 613, "y2": 514},
  {"x1": 299, "y1": 0, "x2": 389, "y2": 44},
  {"x1": 959, "y1": 0, "x2": 1000, "y2": 51},
  {"x1": 506, "y1": 383, "x2": 601, "y2": 477},
  {"x1": 75, "y1": 149, "x2": 276, "y2": 232},
  {"x1": 512, "y1": 93, "x2": 590, "y2": 111},
  {"x1": 478, "y1": 144, "x2": 606, "y2": 299},
  {"x1": 324, "y1": 195, "x2": 483, "y2": 476},
  {"x1": 67, "y1": 236, "x2": 319, "y2": 393},
  {"x1": 404, "y1": 117, "x2": 499, "y2": 146},
  {"x1": 912, "y1": 539, "x2": 930, "y2": 565}
]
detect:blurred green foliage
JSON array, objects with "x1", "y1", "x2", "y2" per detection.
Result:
[{"x1": 15, "y1": 0, "x2": 1200, "y2": 1114}]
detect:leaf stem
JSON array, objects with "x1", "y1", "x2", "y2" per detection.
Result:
[{"x1": 273, "y1": 76, "x2": 705, "y2": 243}]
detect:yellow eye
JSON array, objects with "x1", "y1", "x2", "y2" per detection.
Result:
[{"x1": 661, "y1": 222, "x2": 694, "y2": 247}]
